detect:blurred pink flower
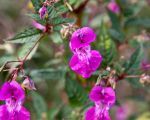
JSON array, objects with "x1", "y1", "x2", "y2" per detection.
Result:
[
  {"x1": 141, "y1": 60, "x2": 150, "y2": 70},
  {"x1": 116, "y1": 105, "x2": 128, "y2": 120},
  {"x1": 107, "y1": 1, "x2": 120, "y2": 14}
]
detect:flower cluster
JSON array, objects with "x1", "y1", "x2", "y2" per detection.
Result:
[
  {"x1": 85, "y1": 85, "x2": 116, "y2": 120},
  {"x1": 69, "y1": 27, "x2": 102, "y2": 78},
  {"x1": 0, "y1": 80, "x2": 30, "y2": 120},
  {"x1": 107, "y1": 0, "x2": 120, "y2": 14}
]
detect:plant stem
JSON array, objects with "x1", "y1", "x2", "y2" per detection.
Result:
[
  {"x1": 22, "y1": 35, "x2": 44, "y2": 62},
  {"x1": 125, "y1": 75, "x2": 141, "y2": 78}
]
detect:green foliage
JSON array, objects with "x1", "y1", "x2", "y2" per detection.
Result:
[
  {"x1": 125, "y1": 17, "x2": 150, "y2": 28},
  {"x1": 30, "y1": 68, "x2": 66, "y2": 82},
  {"x1": 6, "y1": 28, "x2": 41, "y2": 44},
  {"x1": 125, "y1": 43, "x2": 144, "y2": 73},
  {"x1": 17, "y1": 35, "x2": 42, "y2": 60},
  {"x1": 107, "y1": 9, "x2": 120, "y2": 30},
  {"x1": 31, "y1": 91, "x2": 48, "y2": 120},
  {"x1": 109, "y1": 28, "x2": 125, "y2": 42},
  {"x1": 97, "y1": 24, "x2": 117, "y2": 67},
  {"x1": 27, "y1": 14, "x2": 46, "y2": 24},
  {"x1": 65, "y1": 76, "x2": 88, "y2": 107},
  {"x1": 31, "y1": 0, "x2": 44, "y2": 12}
]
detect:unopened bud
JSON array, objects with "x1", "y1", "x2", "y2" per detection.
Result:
[
  {"x1": 60, "y1": 24, "x2": 78, "y2": 38},
  {"x1": 140, "y1": 74, "x2": 150, "y2": 85},
  {"x1": 22, "y1": 77, "x2": 36, "y2": 90}
]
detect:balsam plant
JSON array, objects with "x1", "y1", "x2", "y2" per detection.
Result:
[{"x1": 0, "y1": 0, "x2": 150, "y2": 120}]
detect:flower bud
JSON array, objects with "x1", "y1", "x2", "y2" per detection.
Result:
[
  {"x1": 140, "y1": 74, "x2": 150, "y2": 85},
  {"x1": 22, "y1": 77, "x2": 36, "y2": 90}
]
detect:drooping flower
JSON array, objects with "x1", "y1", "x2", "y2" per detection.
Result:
[
  {"x1": 107, "y1": 0, "x2": 120, "y2": 14},
  {"x1": 0, "y1": 81, "x2": 30, "y2": 120},
  {"x1": 32, "y1": 21, "x2": 46, "y2": 32},
  {"x1": 39, "y1": 5, "x2": 48, "y2": 19},
  {"x1": 69, "y1": 46, "x2": 102, "y2": 78},
  {"x1": 69, "y1": 27, "x2": 96, "y2": 51},
  {"x1": 69, "y1": 27, "x2": 102, "y2": 78},
  {"x1": 85, "y1": 86, "x2": 116, "y2": 120}
]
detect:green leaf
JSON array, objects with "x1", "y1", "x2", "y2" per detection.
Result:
[
  {"x1": 55, "y1": 105, "x2": 72, "y2": 120},
  {"x1": 30, "y1": 68, "x2": 66, "y2": 82},
  {"x1": 31, "y1": 92, "x2": 47, "y2": 120},
  {"x1": 6, "y1": 28, "x2": 41, "y2": 44},
  {"x1": 97, "y1": 24, "x2": 117, "y2": 67},
  {"x1": 125, "y1": 17, "x2": 150, "y2": 28},
  {"x1": 47, "y1": 1, "x2": 69, "y2": 19},
  {"x1": 125, "y1": 44, "x2": 144, "y2": 72},
  {"x1": 47, "y1": 6, "x2": 58, "y2": 19},
  {"x1": 107, "y1": 9, "x2": 120, "y2": 30},
  {"x1": 27, "y1": 13, "x2": 46, "y2": 24},
  {"x1": 48, "y1": 107, "x2": 60, "y2": 120},
  {"x1": 49, "y1": 17, "x2": 75, "y2": 25},
  {"x1": 17, "y1": 35, "x2": 42, "y2": 60},
  {"x1": 109, "y1": 28, "x2": 125, "y2": 42},
  {"x1": 65, "y1": 76, "x2": 88, "y2": 106}
]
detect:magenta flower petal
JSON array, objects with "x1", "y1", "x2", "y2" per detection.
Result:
[
  {"x1": 0, "y1": 105, "x2": 8, "y2": 120},
  {"x1": 0, "y1": 81, "x2": 30, "y2": 120},
  {"x1": 89, "y1": 86, "x2": 116, "y2": 105},
  {"x1": 69, "y1": 54, "x2": 92, "y2": 78},
  {"x1": 89, "y1": 86, "x2": 103, "y2": 102},
  {"x1": 0, "y1": 81, "x2": 24, "y2": 101},
  {"x1": 103, "y1": 87, "x2": 116, "y2": 105},
  {"x1": 9, "y1": 81, "x2": 25, "y2": 100},
  {"x1": 99, "y1": 110, "x2": 111, "y2": 120},
  {"x1": 0, "y1": 82, "x2": 11, "y2": 100},
  {"x1": 0, "y1": 105, "x2": 30, "y2": 120},
  {"x1": 69, "y1": 50, "x2": 102, "y2": 78},
  {"x1": 17, "y1": 107, "x2": 30, "y2": 120},
  {"x1": 89, "y1": 50, "x2": 102, "y2": 71},
  {"x1": 70, "y1": 27, "x2": 96, "y2": 51},
  {"x1": 85, "y1": 107, "x2": 96, "y2": 120}
]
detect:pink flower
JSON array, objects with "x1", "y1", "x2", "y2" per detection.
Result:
[
  {"x1": 116, "y1": 105, "x2": 128, "y2": 120},
  {"x1": 39, "y1": 6, "x2": 47, "y2": 19},
  {"x1": 0, "y1": 81, "x2": 30, "y2": 120},
  {"x1": 85, "y1": 106, "x2": 111, "y2": 120},
  {"x1": 107, "y1": 1, "x2": 120, "y2": 14},
  {"x1": 69, "y1": 46, "x2": 102, "y2": 78},
  {"x1": 89, "y1": 86, "x2": 116, "y2": 105},
  {"x1": 70, "y1": 27, "x2": 96, "y2": 51},
  {"x1": 69, "y1": 27, "x2": 102, "y2": 78},
  {"x1": 32, "y1": 21, "x2": 46, "y2": 32},
  {"x1": 141, "y1": 60, "x2": 150, "y2": 70},
  {"x1": 85, "y1": 86, "x2": 116, "y2": 120}
]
